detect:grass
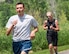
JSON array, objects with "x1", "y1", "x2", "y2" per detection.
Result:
[
  {"x1": 0, "y1": 44, "x2": 69, "y2": 54},
  {"x1": 33, "y1": 45, "x2": 69, "y2": 54}
]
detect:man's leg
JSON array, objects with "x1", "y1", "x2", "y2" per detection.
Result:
[
  {"x1": 21, "y1": 51, "x2": 26, "y2": 54},
  {"x1": 13, "y1": 42, "x2": 21, "y2": 54},
  {"x1": 21, "y1": 40, "x2": 32, "y2": 54}
]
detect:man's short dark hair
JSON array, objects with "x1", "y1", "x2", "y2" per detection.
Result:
[{"x1": 16, "y1": 2, "x2": 24, "y2": 7}]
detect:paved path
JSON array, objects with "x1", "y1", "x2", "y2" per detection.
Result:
[{"x1": 58, "y1": 50, "x2": 69, "y2": 54}]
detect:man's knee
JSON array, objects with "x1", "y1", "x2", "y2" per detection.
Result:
[{"x1": 21, "y1": 51, "x2": 26, "y2": 54}]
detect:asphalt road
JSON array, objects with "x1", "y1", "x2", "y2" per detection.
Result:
[{"x1": 58, "y1": 50, "x2": 69, "y2": 54}]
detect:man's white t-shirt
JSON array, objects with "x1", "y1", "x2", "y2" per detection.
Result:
[{"x1": 6, "y1": 14, "x2": 38, "y2": 42}]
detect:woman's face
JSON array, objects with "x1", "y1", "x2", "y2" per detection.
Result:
[{"x1": 46, "y1": 12, "x2": 53, "y2": 20}]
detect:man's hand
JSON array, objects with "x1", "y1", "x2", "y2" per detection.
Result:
[
  {"x1": 12, "y1": 20, "x2": 18, "y2": 26},
  {"x1": 30, "y1": 31, "x2": 35, "y2": 40}
]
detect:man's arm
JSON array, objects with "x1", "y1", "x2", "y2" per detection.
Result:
[
  {"x1": 6, "y1": 24, "x2": 14, "y2": 36},
  {"x1": 6, "y1": 20, "x2": 17, "y2": 36},
  {"x1": 30, "y1": 27, "x2": 38, "y2": 40}
]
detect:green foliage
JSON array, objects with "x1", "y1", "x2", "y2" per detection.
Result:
[
  {"x1": 0, "y1": 28, "x2": 13, "y2": 54},
  {"x1": 0, "y1": 0, "x2": 69, "y2": 27},
  {"x1": 58, "y1": 21, "x2": 69, "y2": 46},
  {"x1": 57, "y1": 0, "x2": 69, "y2": 20},
  {"x1": 0, "y1": 0, "x2": 69, "y2": 53},
  {"x1": 58, "y1": 10, "x2": 67, "y2": 24},
  {"x1": 0, "y1": 3, "x2": 15, "y2": 27}
]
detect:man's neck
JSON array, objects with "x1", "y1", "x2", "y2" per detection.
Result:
[{"x1": 18, "y1": 13, "x2": 24, "y2": 17}]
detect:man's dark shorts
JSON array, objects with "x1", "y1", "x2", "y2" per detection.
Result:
[{"x1": 13, "y1": 40, "x2": 32, "y2": 54}]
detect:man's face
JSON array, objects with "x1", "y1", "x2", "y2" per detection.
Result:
[{"x1": 16, "y1": 4, "x2": 24, "y2": 15}]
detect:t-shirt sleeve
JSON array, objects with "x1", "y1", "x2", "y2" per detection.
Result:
[
  {"x1": 31, "y1": 17, "x2": 38, "y2": 27},
  {"x1": 6, "y1": 17, "x2": 12, "y2": 28}
]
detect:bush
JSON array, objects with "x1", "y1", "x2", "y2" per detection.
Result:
[{"x1": 0, "y1": 28, "x2": 13, "y2": 53}]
